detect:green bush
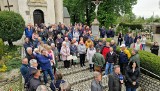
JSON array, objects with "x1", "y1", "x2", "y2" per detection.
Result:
[
  {"x1": 119, "y1": 22, "x2": 143, "y2": 30},
  {"x1": 116, "y1": 47, "x2": 160, "y2": 76},
  {"x1": 139, "y1": 51, "x2": 160, "y2": 76},
  {"x1": 0, "y1": 11, "x2": 25, "y2": 46},
  {"x1": 99, "y1": 38, "x2": 112, "y2": 42}
]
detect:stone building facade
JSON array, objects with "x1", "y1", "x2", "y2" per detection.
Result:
[{"x1": 0, "y1": 0, "x2": 64, "y2": 26}]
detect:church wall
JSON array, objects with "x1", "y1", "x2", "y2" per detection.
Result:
[
  {"x1": 18, "y1": 0, "x2": 29, "y2": 26},
  {"x1": 1, "y1": 0, "x2": 19, "y2": 13}
]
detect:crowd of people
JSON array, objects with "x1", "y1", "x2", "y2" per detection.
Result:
[{"x1": 20, "y1": 22, "x2": 159, "y2": 91}]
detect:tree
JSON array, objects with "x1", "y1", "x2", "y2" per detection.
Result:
[
  {"x1": 0, "y1": 11, "x2": 25, "y2": 46},
  {"x1": 64, "y1": 0, "x2": 137, "y2": 28}
]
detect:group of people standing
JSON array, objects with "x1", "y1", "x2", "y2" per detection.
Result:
[{"x1": 20, "y1": 22, "x2": 159, "y2": 91}]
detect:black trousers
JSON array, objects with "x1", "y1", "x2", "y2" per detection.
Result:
[
  {"x1": 80, "y1": 54, "x2": 85, "y2": 67},
  {"x1": 64, "y1": 60, "x2": 70, "y2": 68},
  {"x1": 119, "y1": 63, "x2": 128, "y2": 75}
]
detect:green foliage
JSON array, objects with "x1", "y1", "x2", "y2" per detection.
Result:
[
  {"x1": 119, "y1": 23, "x2": 143, "y2": 30},
  {"x1": 139, "y1": 51, "x2": 160, "y2": 76},
  {"x1": 0, "y1": 11, "x2": 25, "y2": 46},
  {"x1": 0, "y1": 38, "x2": 4, "y2": 59},
  {"x1": 64, "y1": 0, "x2": 137, "y2": 26},
  {"x1": 99, "y1": 38, "x2": 112, "y2": 42},
  {"x1": 0, "y1": 45, "x2": 21, "y2": 72}
]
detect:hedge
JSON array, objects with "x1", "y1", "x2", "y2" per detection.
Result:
[
  {"x1": 119, "y1": 22, "x2": 143, "y2": 30},
  {"x1": 99, "y1": 38, "x2": 112, "y2": 42},
  {"x1": 116, "y1": 47, "x2": 160, "y2": 76}
]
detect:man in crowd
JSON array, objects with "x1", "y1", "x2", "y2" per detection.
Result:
[
  {"x1": 129, "y1": 49, "x2": 140, "y2": 67},
  {"x1": 108, "y1": 65, "x2": 124, "y2": 91},
  {"x1": 91, "y1": 71, "x2": 104, "y2": 91},
  {"x1": 119, "y1": 44, "x2": 131, "y2": 75},
  {"x1": 20, "y1": 58, "x2": 29, "y2": 84},
  {"x1": 92, "y1": 48, "x2": 105, "y2": 77},
  {"x1": 26, "y1": 47, "x2": 35, "y2": 62},
  {"x1": 29, "y1": 69, "x2": 41, "y2": 91},
  {"x1": 35, "y1": 49, "x2": 54, "y2": 84},
  {"x1": 104, "y1": 47, "x2": 117, "y2": 76}
]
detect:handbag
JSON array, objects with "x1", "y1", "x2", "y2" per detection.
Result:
[
  {"x1": 67, "y1": 55, "x2": 73, "y2": 60},
  {"x1": 72, "y1": 55, "x2": 78, "y2": 63}
]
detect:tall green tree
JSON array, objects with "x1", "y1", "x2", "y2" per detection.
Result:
[{"x1": 64, "y1": 0, "x2": 137, "y2": 27}]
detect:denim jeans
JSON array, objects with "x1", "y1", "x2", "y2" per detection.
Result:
[
  {"x1": 126, "y1": 87, "x2": 136, "y2": 91},
  {"x1": 105, "y1": 63, "x2": 114, "y2": 75},
  {"x1": 43, "y1": 68, "x2": 54, "y2": 84},
  {"x1": 142, "y1": 44, "x2": 146, "y2": 50}
]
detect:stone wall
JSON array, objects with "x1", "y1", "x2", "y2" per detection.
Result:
[{"x1": 140, "y1": 74, "x2": 160, "y2": 91}]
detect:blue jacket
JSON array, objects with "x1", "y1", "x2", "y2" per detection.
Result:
[
  {"x1": 35, "y1": 54, "x2": 52, "y2": 70},
  {"x1": 70, "y1": 45, "x2": 77, "y2": 55},
  {"x1": 119, "y1": 51, "x2": 129, "y2": 63},
  {"x1": 20, "y1": 64, "x2": 29, "y2": 82},
  {"x1": 25, "y1": 28, "x2": 33, "y2": 39}
]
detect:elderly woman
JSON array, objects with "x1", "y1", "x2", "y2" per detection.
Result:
[
  {"x1": 87, "y1": 44, "x2": 96, "y2": 72},
  {"x1": 60, "y1": 42, "x2": 70, "y2": 69}
]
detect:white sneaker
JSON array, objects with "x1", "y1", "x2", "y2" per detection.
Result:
[
  {"x1": 102, "y1": 75, "x2": 107, "y2": 78},
  {"x1": 65, "y1": 68, "x2": 67, "y2": 70},
  {"x1": 68, "y1": 68, "x2": 71, "y2": 69},
  {"x1": 75, "y1": 65, "x2": 78, "y2": 67}
]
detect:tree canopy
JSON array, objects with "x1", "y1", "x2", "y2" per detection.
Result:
[
  {"x1": 0, "y1": 11, "x2": 25, "y2": 46},
  {"x1": 64, "y1": 0, "x2": 137, "y2": 28}
]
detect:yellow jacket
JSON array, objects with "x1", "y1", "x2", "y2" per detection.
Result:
[{"x1": 124, "y1": 48, "x2": 131, "y2": 59}]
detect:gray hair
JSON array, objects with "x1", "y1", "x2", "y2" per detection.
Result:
[
  {"x1": 114, "y1": 65, "x2": 120, "y2": 71},
  {"x1": 36, "y1": 85, "x2": 48, "y2": 91},
  {"x1": 30, "y1": 59, "x2": 37, "y2": 66},
  {"x1": 26, "y1": 47, "x2": 32, "y2": 51},
  {"x1": 93, "y1": 71, "x2": 101, "y2": 78},
  {"x1": 60, "y1": 82, "x2": 71, "y2": 91}
]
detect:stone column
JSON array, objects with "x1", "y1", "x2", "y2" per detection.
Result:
[
  {"x1": 91, "y1": 18, "x2": 100, "y2": 38},
  {"x1": 54, "y1": 0, "x2": 63, "y2": 24}
]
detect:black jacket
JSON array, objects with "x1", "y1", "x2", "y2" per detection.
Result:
[
  {"x1": 106, "y1": 52, "x2": 117, "y2": 64},
  {"x1": 108, "y1": 72, "x2": 122, "y2": 91},
  {"x1": 125, "y1": 67, "x2": 140, "y2": 88},
  {"x1": 29, "y1": 77, "x2": 41, "y2": 91},
  {"x1": 150, "y1": 45, "x2": 159, "y2": 55}
]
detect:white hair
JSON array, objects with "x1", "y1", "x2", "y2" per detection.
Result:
[
  {"x1": 34, "y1": 48, "x2": 39, "y2": 53},
  {"x1": 62, "y1": 41, "x2": 66, "y2": 45},
  {"x1": 30, "y1": 59, "x2": 37, "y2": 66},
  {"x1": 36, "y1": 85, "x2": 48, "y2": 91},
  {"x1": 51, "y1": 43, "x2": 55, "y2": 46},
  {"x1": 27, "y1": 47, "x2": 32, "y2": 51}
]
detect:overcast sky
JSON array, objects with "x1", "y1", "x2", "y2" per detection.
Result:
[{"x1": 133, "y1": 0, "x2": 160, "y2": 18}]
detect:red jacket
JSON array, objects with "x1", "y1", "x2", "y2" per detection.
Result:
[{"x1": 101, "y1": 46, "x2": 110, "y2": 59}]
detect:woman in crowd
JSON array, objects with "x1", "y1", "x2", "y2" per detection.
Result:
[
  {"x1": 85, "y1": 39, "x2": 93, "y2": 49},
  {"x1": 78, "y1": 41, "x2": 86, "y2": 67},
  {"x1": 60, "y1": 42, "x2": 70, "y2": 69},
  {"x1": 50, "y1": 72, "x2": 65, "y2": 91},
  {"x1": 150, "y1": 41, "x2": 159, "y2": 55},
  {"x1": 56, "y1": 34, "x2": 64, "y2": 53},
  {"x1": 117, "y1": 32, "x2": 123, "y2": 46},
  {"x1": 133, "y1": 39, "x2": 142, "y2": 50},
  {"x1": 141, "y1": 35, "x2": 146, "y2": 50},
  {"x1": 125, "y1": 61, "x2": 140, "y2": 91},
  {"x1": 87, "y1": 44, "x2": 96, "y2": 72},
  {"x1": 70, "y1": 41, "x2": 78, "y2": 67}
]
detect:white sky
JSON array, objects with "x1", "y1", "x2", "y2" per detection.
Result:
[{"x1": 133, "y1": 0, "x2": 160, "y2": 18}]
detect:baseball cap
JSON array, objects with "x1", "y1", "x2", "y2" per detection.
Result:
[{"x1": 120, "y1": 44, "x2": 126, "y2": 47}]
